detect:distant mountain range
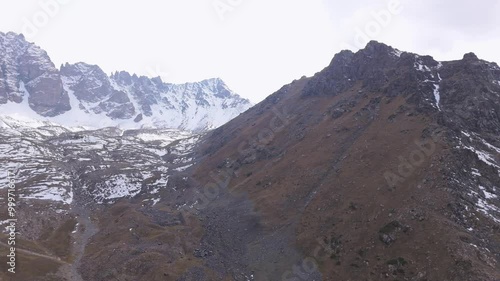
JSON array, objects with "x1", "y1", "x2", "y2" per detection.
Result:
[{"x1": 0, "y1": 31, "x2": 252, "y2": 131}]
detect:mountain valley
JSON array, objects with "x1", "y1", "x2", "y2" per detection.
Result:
[{"x1": 0, "y1": 36, "x2": 499, "y2": 281}]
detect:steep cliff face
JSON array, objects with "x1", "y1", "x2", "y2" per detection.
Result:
[
  {"x1": 0, "y1": 32, "x2": 252, "y2": 131},
  {"x1": 59, "y1": 63, "x2": 252, "y2": 131},
  {"x1": 0, "y1": 31, "x2": 70, "y2": 116}
]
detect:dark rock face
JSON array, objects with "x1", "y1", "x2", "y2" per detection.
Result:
[
  {"x1": 439, "y1": 57, "x2": 500, "y2": 134},
  {"x1": 0, "y1": 31, "x2": 71, "y2": 116},
  {"x1": 133, "y1": 113, "x2": 143, "y2": 123},
  {"x1": 60, "y1": 63, "x2": 136, "y2": 119},
  {"x1": 302, "y1": 41, "x2": 407, "y2": 97},
  {"x1": 302, "y1": 50, "x2": 356, "y2": 97},
  {"x1": 303, "y1": 41, "x2": 444, "y2": 101},
  {"x1": 25, "y1": 76, "x2": 71, "y2": 117}
]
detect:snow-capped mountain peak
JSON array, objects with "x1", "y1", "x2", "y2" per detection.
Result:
[{"x1": 0, "y1": 32, "x2": 252, "y2": 131}]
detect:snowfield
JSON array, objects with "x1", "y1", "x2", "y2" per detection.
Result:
[{"x1": 0, "y1": 115, "x2": 199, "y2": 207}]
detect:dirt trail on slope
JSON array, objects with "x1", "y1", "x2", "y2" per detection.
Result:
[
  {"x1": 0, "y1": 241, "x2": 67, "y2": 264},
  {"x1": 70, "y1": 202, "x2": 99, "y2": 281},
  {"x1": 58, "y1": 179, "x2": 100, "y2": 281}
]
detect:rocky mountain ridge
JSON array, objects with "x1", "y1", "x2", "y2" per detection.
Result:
[
  {"x1": 186, "y1": 41, "x2": 500, "y2": 280},
  {"x1": 0, "y1": 31, "x2": 251, "y2": 131}
]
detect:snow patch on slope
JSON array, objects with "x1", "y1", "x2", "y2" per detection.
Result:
[
  {"x1": 391, "y1": 49, "x2": 403, "y2": 58},
  {"x1": 415, "y1": 56, "x2": 443, "y2": 111},
  {"x1": 433, "y1": 75, "x2": 442, "y2": 111},
  {"x1": 458, "y1": 131, "x2": 500, "y2": 223},
  {"x1": 21, "y1": 184, "x2": 73, "y2": 204},
  {"x1": 0, "y1": 114, "x2": 199, "y2": 206}
]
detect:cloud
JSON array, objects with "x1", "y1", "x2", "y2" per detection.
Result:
[
  {"x1": 0, "y1": 0, "x2": 498, "y2": 103},
  {"x1": 321, "y1": 0, "x2": 500, "y2": 63}
]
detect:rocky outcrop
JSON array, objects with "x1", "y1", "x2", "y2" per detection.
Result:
[
  {"x1": 0, "y1": 31, "x2": 71, "y2": 116},
  {"x1": 60, "y1": 63, "x2": 136, "y2": 119}
]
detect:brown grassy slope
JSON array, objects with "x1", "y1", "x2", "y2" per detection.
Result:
[
  {"x1": 0, "y1": 237, "x2": 65, "y2": 281},
  {"x1": 191, "y1": 74, "x2": 499, "y2": 280},
  {"x1": 77, "y1": 199, "x2": 222, "y2": 281}
]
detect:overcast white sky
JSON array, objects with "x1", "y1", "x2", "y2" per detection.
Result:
[{"x1": 1, "y1": 0, "x2": 499, "y2": 103}]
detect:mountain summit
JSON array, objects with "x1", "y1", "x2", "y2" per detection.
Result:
[
  {"x1": 187, "y1": 41, "x2": 500, "y2": 280},
  {"x1": 0, "y1": 31, "x2": 251, "y2": 131}
]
